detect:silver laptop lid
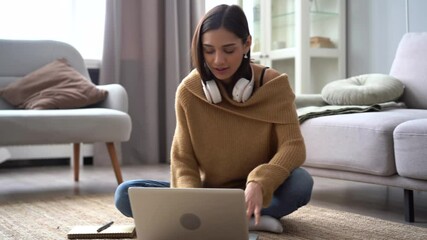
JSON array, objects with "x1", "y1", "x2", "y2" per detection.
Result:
[{"x1": 129, "y1": 187, "x2": 249, "y2": 240}]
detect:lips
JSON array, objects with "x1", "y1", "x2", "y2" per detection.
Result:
[{"x1": 213, "y1": 67, "x2": 229, "y2": 76}]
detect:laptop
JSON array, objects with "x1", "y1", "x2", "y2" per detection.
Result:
[{"x1": 129, "y1": 187, "x2": 258, "y2": 240}]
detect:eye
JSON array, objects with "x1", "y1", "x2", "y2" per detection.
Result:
[
  {"x1": 223, "y1": 48, "x2": 235, "y2": 54},
  {"x1": 204, "y1": 50, "x2": 214, "y2": 55},
  {"x1": 203, "y1": 46, "x2": 214, "y2": 55}
]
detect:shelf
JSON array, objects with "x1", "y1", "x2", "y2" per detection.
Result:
[
  {"x1": 252, "y1": 48, "x2": 296, "y2": 60},
  {"x1": 272, "y1": 11, "x2": 339, "y2": 28},
  {"x1": 309, "y1": 48, "x2": 340, "y2": 58},
  {"x1": 254, "y1": 48, "x2": 340, "y2": 60},
  {"x1": 269, "y1": 48, "x2": 296, "y2": 59},
  {"x1": 247, "y1": 0, "x2": 345, "y2": 94},
  {"x1": 310, "y1": 11, "x2": 340, "y2": 23}
]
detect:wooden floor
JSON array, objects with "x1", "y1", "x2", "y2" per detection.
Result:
[{"x1": 0, "y1": 163, "x2": 426, "y2": 228}]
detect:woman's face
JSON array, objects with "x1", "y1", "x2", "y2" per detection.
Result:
[{"x1": 202, "y1": 27, "x2": 251, "y2": 85}]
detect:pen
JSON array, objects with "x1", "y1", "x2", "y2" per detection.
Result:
[{"x1": 97, "y1": 221, "x2": 114, "y2": 232}]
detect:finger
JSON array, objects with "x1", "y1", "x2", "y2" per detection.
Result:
[
  {"x1": 254, "y1": 207, "x2": 261, "y2": 225},
  {"x1": 246, "y1": 204, "x2": 254, "y2": 219}
]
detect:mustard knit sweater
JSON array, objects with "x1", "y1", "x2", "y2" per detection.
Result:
[{"x1": 170, "y1": 69, "x2": 306, "y2": 207}]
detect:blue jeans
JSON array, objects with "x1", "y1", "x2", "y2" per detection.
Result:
[{"x1": 114, "y1": 167, "x2": 313, "y2": 219}]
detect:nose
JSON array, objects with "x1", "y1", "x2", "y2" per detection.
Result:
[{"x1": 213, "y1": 52, "x2": 225, "y2": 65}]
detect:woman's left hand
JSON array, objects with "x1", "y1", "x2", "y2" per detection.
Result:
[{"x1": 245, "y1": 181, "x2": 263, "y2": 225}]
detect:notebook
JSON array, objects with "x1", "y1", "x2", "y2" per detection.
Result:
[
  {"x1": 129, "y1": 187, "x2": 258, "y2": 240},
  {"x1": 67, "y1": 224, "x2": 136, "y2": 239}
]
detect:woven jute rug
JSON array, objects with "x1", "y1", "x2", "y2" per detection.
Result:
[{"x1": 0, "y1": 194, "x2": 426, "y2": 240}]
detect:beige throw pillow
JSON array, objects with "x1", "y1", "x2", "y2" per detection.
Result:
[
  {"x1": 0, "y1": 58, "x2": 107, "y2": 109},
  {"x1": 321, "y1": 74, "x2": 404, "y2": 105}
]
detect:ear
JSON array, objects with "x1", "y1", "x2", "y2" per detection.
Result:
[{"x1": 244, "y1": 35, "x2": 252, "y2": 53}]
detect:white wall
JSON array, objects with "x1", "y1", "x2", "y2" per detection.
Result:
[
  {"x1": 408, "y1": 0, "x2": 427, "y2": 32},
  {"x1": 347, "y1": 0, "x2": 427, "y2": 77}
]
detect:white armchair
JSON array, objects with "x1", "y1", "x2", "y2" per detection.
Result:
[{"x1": 0, "y1": 39, "x2": 132, "y2": 184}]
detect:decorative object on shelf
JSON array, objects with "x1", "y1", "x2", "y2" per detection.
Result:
[
  {"x1": 309, "y1": 0, "x2": 319, "y2": 12},
  {"x1": 310, "y1": 36, "x2": 335, "y2": 48},
  {"x1": 253, "y1": 5, "x2": 260, "y2": 21},
  {"x1": 272, "y1": 41, "x2": 286, "y2": 49}
]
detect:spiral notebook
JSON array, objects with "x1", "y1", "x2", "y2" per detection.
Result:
[{"x1": 67, "y1": 224, "x2": 136, "y2": 239}]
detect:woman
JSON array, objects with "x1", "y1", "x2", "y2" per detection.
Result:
[{"x1": 115, "y1": 4, "x2": 313, "y2": 233}]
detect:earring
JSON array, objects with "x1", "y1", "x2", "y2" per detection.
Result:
[{"x1": 244, "y1": 53, "x2": 248, "y2": 59}]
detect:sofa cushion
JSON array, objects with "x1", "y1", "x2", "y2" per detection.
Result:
[
  {"x1": 390, "y1": 32, "x2": 427, "y2": 109},
  {"x1": 321, "y1": 74, "x2": 404, "y2": 105},
  {"x1": 0, "y1": 108, "x2": 131, "y2": 145},
  {"x1": 300, "y1": 109, "x2": 427, "y2": 176},
  {"x1": 0, "y1": 59, "x2": 107, "y2": 109},
  {"x1": 394, "y1": 119, "x2": 427, "y2": 180}
]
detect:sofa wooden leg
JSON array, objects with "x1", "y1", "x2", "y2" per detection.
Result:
[
  {"x1": 404, "y1": 189, "x2": 414, "y2": 222},
  {"x1": 73, "y1": 143, "x2": 80, "y2": 182},
  {"x1": 106, "y1": 142, "x2": 124, "y2": 184}
]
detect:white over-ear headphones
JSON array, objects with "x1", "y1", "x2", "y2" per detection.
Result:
[{"x1": 201, "y1": 66, "x2": 254, "y2": 104}]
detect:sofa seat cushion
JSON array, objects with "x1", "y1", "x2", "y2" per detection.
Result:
[
  {"x1": 0, "y1": 108, "x2": 131, "y2": 145},
  {"x1": 394, "y1": 119, "x2": 427, "y2": 180},
  {"x1": 300, "y1": 109, "x2": 427, "y2": 176}
]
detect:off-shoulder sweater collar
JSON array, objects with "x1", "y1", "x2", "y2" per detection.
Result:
[{"x1": 180, "y1": 69, "x2": 298, "y2": 124}]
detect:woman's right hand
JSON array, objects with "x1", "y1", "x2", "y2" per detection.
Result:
[{"x1": 244, "y1": 181, "x2": 263, "y2": 225}]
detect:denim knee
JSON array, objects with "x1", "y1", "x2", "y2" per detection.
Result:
[
  {"x1": 262, "y1": 167, "x2": 314, "y2": 218},
  {"x1": 114, "y1": 179, "x2": 170, "y2": 218},
  {"x1": 292, "y1": 168, "x2": 314, "y2": 206},
  {"x1": 114, "y1": 181, "x2": 134, "y2": 217}
]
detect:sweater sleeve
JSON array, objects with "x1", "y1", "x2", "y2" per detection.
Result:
[
  {"x1": 247, "y1": 97, "x2": 306, "y2": 207},
  {"x1": 170, "y1": 85, "x2": 203, "y2": 188}
]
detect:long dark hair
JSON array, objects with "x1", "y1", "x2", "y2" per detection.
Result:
[{"x1": 191, "y1": 4, "x2": 252, "y2": 84}]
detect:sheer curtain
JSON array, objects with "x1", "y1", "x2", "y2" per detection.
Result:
[{"x1": 95, "y1": 0, "x2": 204, "y2": 165}]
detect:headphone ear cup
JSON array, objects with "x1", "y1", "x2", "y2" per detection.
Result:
[
  {"x1": 233, "y1": 78, "x2": 253, "y2": 102},
  {"x1": 241, "y1": 83, "x2": 254, "y2": 102},
  {"x1": 202, "y1": 81, "x2": 213, "y2": 103},
  {"x1": 203, "y1": 80, "x2": 222, "y2": 104}
]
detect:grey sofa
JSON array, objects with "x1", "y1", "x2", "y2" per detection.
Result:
[
  {"x1": 296, "y1": 32, "x2": 427, "y2": 222},
  {"x1": 0, "y1": 39, "x2": 132, "y2": 184}
]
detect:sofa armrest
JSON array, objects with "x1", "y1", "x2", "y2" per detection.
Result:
[
  {"x1": 93, "y1": 84, "x2": 129, "y2": 112},
  {"x1": 295, "y1": 94, "x2": 328, "y2": 108}
]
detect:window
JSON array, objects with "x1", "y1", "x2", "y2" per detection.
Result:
[{"x1": 0, "y1": 0, "x2": 105, "y2": 63}]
